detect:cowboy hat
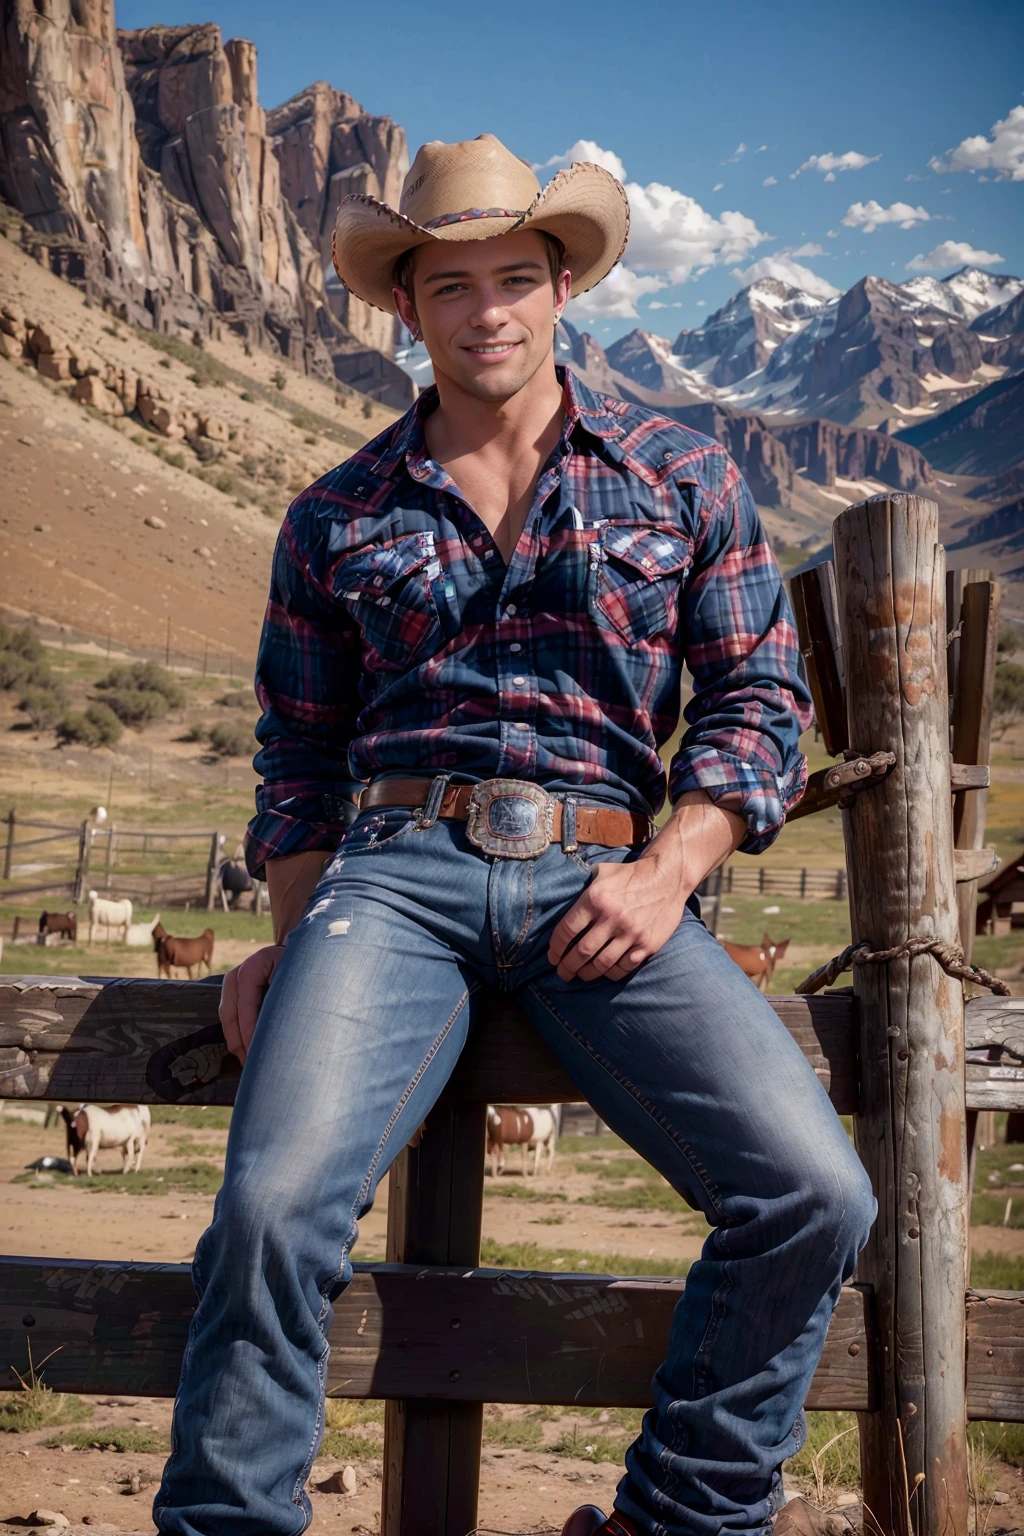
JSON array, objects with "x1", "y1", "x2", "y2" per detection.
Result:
[{"x1": 332, "y1": 133, "x2": 629, "y2": 315}]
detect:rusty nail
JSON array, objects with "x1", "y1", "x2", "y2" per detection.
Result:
[
  {"x1": 897, "y1": 1049, "x2": 909, "y2": 1061},
  {"x1": 848, "y1": 1343, "x2": 860, "y2": 1357},
  {"x1": 450, "y1": 1318, "x2": 461, "y2": 1329},
  {"x1": 449, "y1": 1369, "x2": 461, "y2": 1382},
  {"x1": 22, "y1": 1314, "x2": 35, "y2": 1328},
  {"x1": 854, "y1": 760, "x2": 870, "y2": 775},
  {"x1": 988, "y1": 1349, "x2": 995, "y2": 1357},
  {"x1": 908, "y1": 1226, "x2": 920, "y2": 1239}
]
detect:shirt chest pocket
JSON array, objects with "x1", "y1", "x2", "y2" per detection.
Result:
[
  {"x1": 336, "y1": 533, "x2": 456, "y2": 669},
  {"x1": 590, "y1": 523, "x2": 693, "y2": 643}
]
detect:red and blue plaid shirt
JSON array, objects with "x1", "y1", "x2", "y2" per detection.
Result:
[{"x1": 245, "y1": 368, "x2": 812, "y2": 877}]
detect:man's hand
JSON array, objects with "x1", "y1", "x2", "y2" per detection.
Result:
[
  {"x1": 547, "y1": 790, "x2": 746, "y2": 983},
  {"x1": 220, "y1": 945, "x2": 285, "y2": 1065}
]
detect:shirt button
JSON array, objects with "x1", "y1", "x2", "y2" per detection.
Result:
[
  {"x1": 484, "y1": 549, "x2": 495, "y2": 559},
  {"x1": 512, "y1": 675, "x2": 526, "y2": 687},
  {"x1": 509, "y1": 642, "x2": 522, "y2": 653},
  {"x1": 504, "y1": 603, "x2": 517, "y2": 617}
]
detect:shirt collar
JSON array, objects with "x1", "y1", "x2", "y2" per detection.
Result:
[{"x1": 368, "y1": 365, "x2": 628, "y2": 485}]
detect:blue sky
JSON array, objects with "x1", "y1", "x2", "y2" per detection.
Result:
[{"x1": 118, "y1": 0, "x2": 1024, "y2": 341}]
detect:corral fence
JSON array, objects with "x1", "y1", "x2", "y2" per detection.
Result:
[
  {"x1": 720, "y1": 863, "x2": 848, "y2": 900},
  {"x1": 0, "y1": 498, "x2": 1017, "y2": 1536},
  {"x1": 1, "y1": 605, "x2": 251, "y2": 682},
  {"x1": 1, "y1": 809, "x2": 261, "y2": 913}
]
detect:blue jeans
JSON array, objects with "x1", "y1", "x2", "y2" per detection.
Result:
[{"x1": 154, "y1": 798, "x2": 875, "y2": 1536}]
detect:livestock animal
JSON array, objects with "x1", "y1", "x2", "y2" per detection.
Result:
[
  {"x1": 486, "y1": 1104, "x2": 558, "y2": 1177},
  {"x1": 720, "y1": 933, "x2": 791, "y2": 992},
  {"x1": 126, "y1": 913, "x2": 161, "y2": 947},
  {"x1": 87, "y1": 890, "x2": 132, "y2": 944},
  {"x1": 218, "y1": 858, "x2": 254, "y2": 911},
  {"x1": 153, "y1": 921, "x2": 215, "y2": 979},
  {"x1": 58, "y1": 1103, "x2": 151, "y2": 1177},
  {"x1": 38, "y1": 910, "x2": 76, "y2": 942}
]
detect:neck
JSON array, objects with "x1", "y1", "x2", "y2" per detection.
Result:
[{"x1": 426, "y1": 355, "x2": 565, "y2": 466}]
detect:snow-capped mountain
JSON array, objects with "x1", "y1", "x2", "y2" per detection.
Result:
[
  {"x1": 670, "y1": 277, "x2": 837, "y2": 390},
  {"x1": 901, "y1": 269, "x2": 1024, "y2": 324}
]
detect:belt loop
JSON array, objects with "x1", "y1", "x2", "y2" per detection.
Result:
[
  {"x1": 419, "y1": 773, "x2": 452, "y2": 829},
  {"x1": 561, "y1": 794, "x2": 578, "y2": 853}
]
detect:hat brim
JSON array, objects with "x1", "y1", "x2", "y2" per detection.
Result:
[{"x1": 332, "y1": 162, "x2": 630, "y2": 315}]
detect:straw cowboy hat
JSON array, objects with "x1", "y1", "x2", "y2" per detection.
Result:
[{"x1": 332, "y1": 133, "x2": 629, "y2": 315}]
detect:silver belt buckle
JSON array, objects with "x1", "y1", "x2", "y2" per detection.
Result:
[{"x1": 465, "y1": 779, "x2": 555, "y2": 860}]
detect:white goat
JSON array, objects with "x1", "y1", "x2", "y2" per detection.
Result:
[
  {"x1": 88, "y1": 891, "x2": 133, "y2": 944},
  {"x1": 126, "y1": 913, "x2": 161, "y2": 947},
  {"x1": 59, "y1": 1103, "x2": 151, "y2": 1177},
  {"x1": 519, "y1": 1105, "x2": 558, "y2": 1176}
]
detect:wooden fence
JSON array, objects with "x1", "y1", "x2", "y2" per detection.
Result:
[
  {"x1": 0, "y1": 495, "x2": 1017, "y2": 1536},
  {"x1": 720, "y1": 863, "x2": 848, "y2": 900},
  {"x1": 1, "y1": 812, "x2": 248, "y2": 911}
]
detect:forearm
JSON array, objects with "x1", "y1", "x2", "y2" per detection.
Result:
[
  {"x1": 266, "y1": 850, "x2": 332, "y2": 944},
  {"x1": 642, "y1": 789, "x2": 746, "y2": 893}
]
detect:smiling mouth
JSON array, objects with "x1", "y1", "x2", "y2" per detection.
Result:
[{"x1": 464, "y1": 341, "x2": 521, "y2": 356}]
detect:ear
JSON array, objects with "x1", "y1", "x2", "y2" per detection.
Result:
[
  {"x1": 552, "y1": 266, "x2": 572, "y2": 326},
  {"x1": 393, "y1": 285, "x2": 420, "y2": 340}
]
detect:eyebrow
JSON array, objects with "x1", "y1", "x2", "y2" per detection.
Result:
[{"x1": 421, "y1": 260, "x2": 546, "y2": 285}]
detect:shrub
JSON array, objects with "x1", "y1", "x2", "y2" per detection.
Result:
[
  {"x1": 216, "y1": 690, "x2": 252, "y2": 709},
  {"x1": 97, "y1": 661, "x2": 185, "y2": 710},
  {"x1": 215, "y1": 472, "x2": 235, "y2": 496},
  {"x1": 208, "y1": 721, "x2": 253, "y2": 757},
  {"x1": 18, "y1": 686, "x2": 65, "y2": 730},
  {"x1": 995, "y1": 661, "x2": 1024, "y2": 718},
  {"x1": 165, "y1": 451, "x2": 185, "y2": 469},
  {"x1": 159, "y1": 357, "x2": 172, "y2": 369},
  {"x1": 271, "y1": 368, "x2": 286, "y2": 391},
  {"x1": 0, "y1": 623, "x2": 45, "y2": 664},
  {"x1": 193, "y1": 438, "x2": 219, "y2": 464},
  {"x1": 181, "y1": 723, "x2": 207, "y2": 742},
  {"x1": 240, "y1": 391, "x2": 253, "y2": 402},
  {"x1": 101, "y1": 687, "x2": 168, "y2": 726},
  {"x1": 362, "y1": 396, "x2": 373, "y2": 418},
  {"x1": 998, "y1": 624, "x2": 1022, "y2": 655},
  {"x1": 56, "y1": 703, "x2": 123, "y2": 748}
]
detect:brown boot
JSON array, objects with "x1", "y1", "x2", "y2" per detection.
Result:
[
  {"x1": 774, "y1": 1497, "x2": 856, "y2": 1535},
  {"x1": 560, "y1": 1511, "x2": 643, "y2": 1536}
]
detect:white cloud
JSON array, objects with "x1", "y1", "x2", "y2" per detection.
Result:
[
  {"x1": 566, "y1": 263, "x2": 665, "y2": 320},
  {"x1": 905, "y1": 239, "x2": 1005, "y2": 272},
  {"x1": 929, "y1": 105, "x2": 1024, "y2": 182},
  {"x1": 542, "y1": 141, "x2": 768, "y2": 304},
  {"x1": 791, "y1": 150, "x2": 880, "y2": 179},
  {"x1": 712, "y1": 182, "x2": 725, "y2": 192},
  {"x1": 696, "y1": 300, "x2": 706, "y2": 307},
  {"x1": 790, "y1": 242, "x2": 827, "y2": 257},
  {"x1": 726, "y1": 142, "x2": 748, "y2": 162},
  {"x1": 826, "y1": 228, "x2": 839, "y2": 239},
  {"x1": 533, "y1": 139, "x2": 627, "y2": 181},
  {"x1": 762, "y1": 176, "x2": 778, "y2": 187},
  {"x1": 842, "y1": 199, "x2": 932, "y2": 233},
  {"x1": 730, "y1": 254, "x2": 840, "y2": 299},
  {"x1": 756, "y1": 144, "x2": 768, "y2": 153}
]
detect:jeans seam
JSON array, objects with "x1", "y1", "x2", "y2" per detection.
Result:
[
  {"x1": 525, "y1": 983, "x2": 727, "y2": 1221},
  {"x1": 494, "y1": 862, "x2": 535, "y2": 967},
  {"x1": 293, "y1": 986, "x2": 472, "y2": 1508}
]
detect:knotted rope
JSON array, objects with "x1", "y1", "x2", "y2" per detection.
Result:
[{"x1": 796, "y1": 936, "x2": 1011, "y2": 997}]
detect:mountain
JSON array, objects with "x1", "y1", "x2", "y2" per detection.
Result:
[
  {"x1": 895, "y1": 372, "x2": 1024, "y2": 478},
  {"x1": 0, "y1": 2, "x2": 412, "y2": 406},
  {"x1": 636, "y1": 267, "x2": 1023, "y2": 439}
]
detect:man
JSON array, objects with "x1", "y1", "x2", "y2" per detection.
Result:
[{"x1": 155, "y1": 135, "x2": 874, "y2": 1536}]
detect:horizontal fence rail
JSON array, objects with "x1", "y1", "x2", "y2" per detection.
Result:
[{"x1": 722, "y1": 864, "x2": 848, "y2": 901}]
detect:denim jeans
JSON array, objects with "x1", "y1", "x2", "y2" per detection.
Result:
[{"x1": 154, "y1": 796, "x2": 875, "y2": 1536}]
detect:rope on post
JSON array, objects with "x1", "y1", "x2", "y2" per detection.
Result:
[{"x1": 796, "y1": 936, "x2": 1011, "y2": 997}]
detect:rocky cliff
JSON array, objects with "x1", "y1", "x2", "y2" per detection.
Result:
[
  {"x1": 0, "y1": 2, "x2": 412, "y2": 403},
  {"x1": 267, "y1": 82, "x2": 407, "y2": 357}
]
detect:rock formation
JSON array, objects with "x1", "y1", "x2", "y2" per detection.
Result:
[
  {"x1": 267, "y1": 82, "x2": 408, "y2": 357},
  {"x1": 0, "y1": 2, "x2": 413, "y2": 404}
]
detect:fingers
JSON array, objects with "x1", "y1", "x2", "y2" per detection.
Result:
[
  {"x1": 547, "y1": 888, "x2": 600, "y2": 966},
  {"x1": 219, "y1": 966, "x2": 243, "y2": 1064}
]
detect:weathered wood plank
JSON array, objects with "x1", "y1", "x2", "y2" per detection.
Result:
[
  {"x1": 0, "y1": 1257, "x2": 874, "y2": 1412},
  {"x1": 950, "y1": 763, "x2": 991, "y2": 792},
  {"x1": 967, "y1": 1290, "x2": 1024, "y2": 1422},
  {"x1": 954, "y1": 845, "x2": 999, "y2": 883},
  {"x1": 382, "y1": 1103, "x2": 487, "y2": 1536},
  {"x1": 836, "y1": 495, "x2": 968, "y2": 1536},
  {"x1": 0, "y1": 979, "x2": 861, "y2": 1115},
  {"x1": 790, "y1": 562, "x2": 848, "y2": 756}
]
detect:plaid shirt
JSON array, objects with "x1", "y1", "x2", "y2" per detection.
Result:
[{"x1": 246, "y1": 368, "x2": 812, "y2": 877}]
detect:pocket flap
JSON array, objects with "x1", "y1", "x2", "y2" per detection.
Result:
[
  {"x1": 341, "y1": 534, "x2": 436, "y2": 602},
  {"x1": 601, "y1": 524, "x2": 692, "y2": 580}
]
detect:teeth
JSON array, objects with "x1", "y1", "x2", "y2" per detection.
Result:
[{"x1": 470, "y1": 343, "x2": 516, "y2": 353}]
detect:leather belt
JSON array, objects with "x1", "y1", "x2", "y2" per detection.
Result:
[{"x1": 359, "y1": 777, "x2": 653, "y2": 860}]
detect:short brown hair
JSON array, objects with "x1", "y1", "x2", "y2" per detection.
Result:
[{"x1": 393, "y1": 231, "x2": 567, "y2": 301}]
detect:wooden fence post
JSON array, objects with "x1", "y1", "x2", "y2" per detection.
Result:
[
  {"x1": 381, "y1": 1101, "x2": 487, "y2": 1536},
  {"x1": 204, "y1": 831, "x2": 223, "y2": 911},
  {"x1": 72, "y1": 818, "x2": 91, "y2": 905},
  {"x1": 833, "y1": 495, "x2": 967, "y2": 1536},
  {"x1": 3, "y1": 809, "x2": 15, "y2": 881}
]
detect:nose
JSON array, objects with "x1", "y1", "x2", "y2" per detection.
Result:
[{"x1": 468, "y1": 283, "x2": 511, "y2": 331}]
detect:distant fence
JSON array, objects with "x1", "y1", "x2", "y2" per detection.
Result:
[
  {"x1": 1, "y1": 809, "x2": 262, "y2": 913},
  {"x1": 0, "y1": 606, "x2": 252, "y2": 681},
  {"x1": 721, "y1": 863, "x2": 848, "y2": 901}
]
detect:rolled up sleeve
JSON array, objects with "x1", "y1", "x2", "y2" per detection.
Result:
[
  {"x1": 669, "y1": 460, "x2": 813, "y2": 854},
  {"x1": 244, "y1": 507, "x2": 364, "y2": 880}
]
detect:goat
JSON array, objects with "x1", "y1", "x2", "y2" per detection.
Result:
[
  {"x1": 126, "y1": 913, "x2": 161, "y2": 947},
  {"x1": 38, "y1": 910, "x2": 76, "y2": 943},
  {"x1": 58, "y1": 1103, "x2": 151, "y2": 1177},
  {"x1": 153, "y1": 921, "x2": 215, "y2": 979},
  {"x1": 87, "y1": 891, "x2": 132, "y2": 944},
  {"x1": 720, "y1": 932, "x2": 791, "y2": 992},
  {"x1": 486, "y1": 1104, "x2": 558, "y2": 1177}
]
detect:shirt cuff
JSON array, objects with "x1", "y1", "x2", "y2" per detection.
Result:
[
  {"x1": 244, "y1": 786, "x2": 364, "y2": 881},
  {"x1": 669, "y1": 747, "x2": 808, "y2": 856}
]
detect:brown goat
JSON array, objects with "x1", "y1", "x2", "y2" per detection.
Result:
[
  {"x1": 153, "y1": 921, "x2": 215, "y2": 979},
  {"x1": 719, "y1": 932, "x2": 791, "y2": 992}
]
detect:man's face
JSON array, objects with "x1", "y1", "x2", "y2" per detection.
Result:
[{"x1": 393, "y1": 230, "x2": 571, "y2": 403}]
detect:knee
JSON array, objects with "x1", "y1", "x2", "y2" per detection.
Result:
[{"x1": 804, "y1": 1147, "x2": 876, "y2": 1270}]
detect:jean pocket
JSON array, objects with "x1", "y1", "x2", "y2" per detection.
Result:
[
  {"x1": 590, "y1": 523, "x2": 692, "y2": 642},
  {"x1": 337, "y1": 533, "x2": 450, "y2": 668},
  {"x1": 334, "y1": 807, "x2": 418, "y2": 855}
]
